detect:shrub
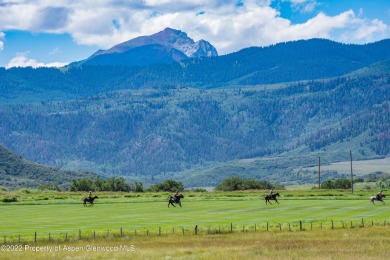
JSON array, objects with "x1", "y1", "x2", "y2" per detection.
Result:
[
  {"x1": 321, "y1": 178, "x2": 352, "y2": 189},
  {"x1": 215, "y1": 177, "x2": 274, "y2": 191},
  {"x1": 148, "y1": 180, "x2": 184, "y2": 192},
  {"x1": 3, "y1": 197, "x2": 18, "y2": 203}
]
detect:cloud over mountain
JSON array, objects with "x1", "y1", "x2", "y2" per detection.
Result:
[{"x1": 0, "y1": 0, "x2": 388, "y2": 56}]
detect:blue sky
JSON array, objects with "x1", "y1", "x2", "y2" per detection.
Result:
[{"x1": 0, "y1": 0, "x2": 389, "y2": 68}]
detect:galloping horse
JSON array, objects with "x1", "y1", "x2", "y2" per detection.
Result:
[
  {"x1": 264, "y1": 192, "x2": 280, "y2": 205},
  {"x1": 168, "y1": 194, "x2": 184, "y2": 207},
  {"x1": 370, "y1": 194, "x2": 385, "y2": 205},
  {"x1": 83, "y1": 196, "x2": 98, "y2": 207}
]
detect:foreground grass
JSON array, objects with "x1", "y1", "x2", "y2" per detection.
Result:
[{"x1": 0, "y1": 226, "x2": 389, "y2": 259}]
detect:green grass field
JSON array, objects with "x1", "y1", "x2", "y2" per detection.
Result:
[
  {"x1": 1, "y1": 191, "x2": 389, "y2": 243},
  {"x1": 1, "y1": 191, "x2": 389, "y2": 259}
]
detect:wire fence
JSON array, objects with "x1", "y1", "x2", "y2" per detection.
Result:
[{"x1": 2, "y1": 218, "x2": 389, "y2": 244}]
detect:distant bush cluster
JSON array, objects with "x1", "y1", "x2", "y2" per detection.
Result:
[
  {"x1": 68, "y1": 178, "x2": 184, "y2": 193},
  {"x1": 148, "y1": 180, "x2": 184, "y2": 192},
  {"x1": 214, "y1": 177, "x2": 281, "y2": 191},
  {"x1": 69, "y1": 177, "x2": 132, "y2": 192},
  {"x1": 321, "y1": 178, "x2": 352, "y2": 189}
]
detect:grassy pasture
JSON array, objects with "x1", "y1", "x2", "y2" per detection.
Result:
[
  {"x1": 0, "y1": 191, "x2": 389, "y2": 241},
  {"x1": 1, "y1": 191, "x2": 389, "y2": 259}
]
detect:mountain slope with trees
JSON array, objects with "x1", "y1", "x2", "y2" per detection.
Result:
[
  {"x1": 0, "y1": 68, "x2": 388, "y2": 186},
  {"x1": 1, "y1": 39, "x2": 390, "y2": 104},
  {"x1": 0, "y1": 144, "x2": 98, "y2": 189}
]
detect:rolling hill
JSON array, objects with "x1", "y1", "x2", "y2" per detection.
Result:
[{"x1": 0, "y1": 144, "x2": 98, "y2": 189}]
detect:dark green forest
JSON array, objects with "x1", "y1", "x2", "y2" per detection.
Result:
[
  {"x1": 1, "y1": 39, "x2": 390, "y2": 104},
  {"x1": 0, "y1": 73, "x2": 388, "y2": 186}
]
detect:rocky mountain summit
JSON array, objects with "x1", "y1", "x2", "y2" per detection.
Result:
[{"x1": 78, "y1": 28, "x2": 218, "y2": 66}]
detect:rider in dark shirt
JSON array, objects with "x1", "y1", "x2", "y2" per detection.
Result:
[
  {"x1": 173, "y1": 191, "x2": 179, "y2": 202},
  {"x1": 377, "y1": 190, "x2": 383, "y2": 200}
]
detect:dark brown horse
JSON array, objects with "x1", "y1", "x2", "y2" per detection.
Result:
[
  {"x1": 370, "y1": 194, "x2": 385, "y2": 205},
  {"x1": 83, "y1": 196, "x2": 98, "y2": 207},
  {"x1": 264, "y1": 192, "x2": 280, "y2": 205},
  {"x1": 168, "y1": 194, "x2": 184, "y2": 207}
]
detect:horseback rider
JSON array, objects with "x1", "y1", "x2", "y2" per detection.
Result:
[
  {"x1": 377, "y1": 190, "x2": 383, "y2": 200},
  {"x1": 173, "y1": 190, "x2": 179, "y2": 202},
  {"x1": 88, "y1": 191, "x2": 93, "y2": 199},
  {"x1": 269, "y1": 188, "x2": 274, "y2": 196}
]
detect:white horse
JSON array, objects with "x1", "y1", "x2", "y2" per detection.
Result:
[{"x1": 370, "y1": 195, "x2": 385, "y2": 205}]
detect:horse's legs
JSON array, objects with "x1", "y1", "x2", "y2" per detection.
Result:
[{"x1": 274, "y1": 199, "x2": 279, "y2": 204}]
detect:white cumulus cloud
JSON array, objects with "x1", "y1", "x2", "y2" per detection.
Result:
[
  {"x1": 0, "y1": 31, "x2": 5, "y2": 50},
  {"x1": 5, "y1": 53, "x2": 68, "y2": 69},
  {"x1": 0, "y1": 0, "x2": 389, "y2": 55}
]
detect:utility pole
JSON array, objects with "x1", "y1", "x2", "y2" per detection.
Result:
[
  {"x1": 318, "y1": 156, "x2": 321, "y2": 190},
  {"x1": 350, "y1": 150, "x2": 354, "y2": 194}
]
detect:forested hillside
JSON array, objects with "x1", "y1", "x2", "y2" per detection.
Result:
[
  {"x1": 0, "y1": 71, "x2": 388, "y2": 186},
  {"x1": 1, "y1": 39, "x2": 390, "y2": 104},
  {"x1": 0, "y1": 145, "x2": 98, "y2": 189}
]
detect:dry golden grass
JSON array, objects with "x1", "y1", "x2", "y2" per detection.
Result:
[{"x1": 1, "y1": 226, "x2": 389, "y2": 259}]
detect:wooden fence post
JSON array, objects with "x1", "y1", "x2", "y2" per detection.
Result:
[
  {"x1": 231, "y1": 223, "x2": 233, "y2": 233},
  {"x1": 194, "y1": 225, "x2": 198, "y2": 235},
  {"x1": 266, "y1": 222, "x2": 269, "y2": 232},
  {"x1": 34, "y1": 232, "x2": 37, "y2": 243},
  {"x1": 299, "y1": 221, "x2": 302, "y2": 231}
]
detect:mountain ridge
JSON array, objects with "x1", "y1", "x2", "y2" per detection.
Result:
[
  {"x1": 3, "y1": 38, "x2": 390, "y2": 105},
  {"x1": 76, "y1": 27, "x2": 218, "y2": 66}
]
